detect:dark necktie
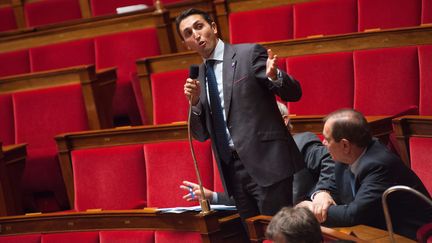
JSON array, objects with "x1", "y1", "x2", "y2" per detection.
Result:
[{"x1": 206, "y1": 60, "x2": 231, "y2": 163}]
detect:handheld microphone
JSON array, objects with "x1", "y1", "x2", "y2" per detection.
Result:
[
  {"x1": 189, "y1": 64, "x2": 199, "y2": 80},
  {"x1": 187, "y1": 64, "x2": 211, "y2": 214}
]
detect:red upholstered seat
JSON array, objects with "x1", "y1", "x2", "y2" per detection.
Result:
[
  {"x1": 144, "y1": 141, "x2": 213, "y2": 207},
  {"x1": 24, "y1": 0, "x2": 82, "y2": 27},
  {"x1": 13, "y1": 84, "x2": 90, "y2": 212},
  {"x1": 29, "y1": 39, "x2": 95, "y2": 72},
  {"x1": 286, "y1": 52, "x2": 354, "y2": 115},
  {"x1": 71, "y1": 145, "x2": 147, "y2": 211},
  {"x1": 151, "y1": 69, "x2": 189, "y2": 124},
  {"x1": 144, "y1": 141, "x2": 213, "y2": 243},
  {"x1": 0, "y1": 94, "x2": 14, "y2": 145},
  {"x1": 293, "y1": 0, "x2": 357, "y2": 38},
  {"x1": 41, "y1": 232, "x2": 99, "y2": 243},
  {"x1": 353, "y1": 46, "x2": 419, "y2": 115},
  {"x1": 95, "y1": 28, "x2": 161, "y2": 125},
  {"x1": 0, "y1": 6, "x2": 17, "y2": 32},
  {"x1": 229, "y1": 5, "x2": 293, "y2": 44},
  {"x1": 410, "y1": 137, "x2": 432, "y2": 195},
  {"x1": 99, "y1": 230, "x2": 154, "y2": 243},
  {"x1": 0, "y1": 234, "x2": 41, "y2": 243},
  {"x1": 423, "y1": 0, "x2": 432, "y2": 24},
  {"x1": 419, "y1": 45, "x2": 432, "y2": 115},
  {"x1": 0, "y1": 49, "x2": 30, "y2": 77},
  {"x1": 90, "y1": 0, "x2": 153, "y2": 16},
  {"x1": 358, "y1": 0, "x2": 422, "y2": 31}
]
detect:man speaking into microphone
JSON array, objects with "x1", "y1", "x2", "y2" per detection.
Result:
[{"x1": 178, "y1": 8, "x2": 303, "y2": 222}]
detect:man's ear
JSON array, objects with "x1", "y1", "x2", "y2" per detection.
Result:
[
  {"x1": 211, "y1": 22, "x2": 218, "y2": 35},
  {"x1": 341, "y1": 138, "x2": 351, "y2": 153}
]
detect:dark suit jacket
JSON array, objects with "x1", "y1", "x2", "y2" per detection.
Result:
[
  {"x1": 293, "y1": 132, "x2": 334, "y2": 203},
  {"x1": 215, "y1": 132, "x2": 335, "y2": 205},
  {"x1": 315, "y1": 139, "x2": 432, "y2": 239},
  {"x1": 191, "y1": 43, "x2": 303, "y2": 193}
]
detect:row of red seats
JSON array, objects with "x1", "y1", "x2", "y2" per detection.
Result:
[
  {"x1": 0, "y1": 28, "x2": 161, "y2": 125},
  {"x1": 0, "y1": 0, "x2": 186, "y2": 31},
  {"x1": 146, "y1": 45, "x2": 432, "y2": 128},
  {"x1": 229, "y1": 0, "x2": 432, "y2": 44}
]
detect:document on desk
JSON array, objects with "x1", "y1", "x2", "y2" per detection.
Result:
[{"x1": 157, "y1": 205, "x2": 237, "y2": 213}]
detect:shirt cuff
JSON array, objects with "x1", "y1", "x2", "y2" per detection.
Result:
[
  {"x1": 267, "y1": 69, "x2": 283, "y2": 87},
  {"x1": 211, "y1": 192, "x2": 218, "y2": 204},
  {"x1": 192, "y1": 105, "x2": 202, "y2": 116},
  {"x1": 310, "y1": 190, "x2": 331, "y2": 201}
]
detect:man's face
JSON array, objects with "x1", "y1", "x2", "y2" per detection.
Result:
[
  {"x1": 323, "y1": 120, "x2": 346, "y2": 163},
  {"x1": 179, "y1": 14, "x2": 218, "y2": 59}
]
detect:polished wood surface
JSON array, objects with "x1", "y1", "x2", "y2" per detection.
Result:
[
  {"x1": 0, "y1": 209, "x2": 245, "y2": 243},
  {"x1": 392, "y1": 116, "x2": 432, "y2": 167},
  {"x1": 246, "y1": 215, "x2": 415, "y2": 243},
  {"x1": 0, "y1": 143, "x2": 27, "y2": 216}
]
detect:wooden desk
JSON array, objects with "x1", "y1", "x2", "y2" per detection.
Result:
[
  {"x1": 335, "y1": 225, "x2": 416, "y2": 243},
  {"x1": 0, "y1": 209, "x2": 246, "y2": 243},
  {"x1": 247, "y1": 215, "x2": 415, "y2": 243}
]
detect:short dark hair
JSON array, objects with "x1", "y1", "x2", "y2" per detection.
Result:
[
  {"x1": 324, "y1": 108, "x2": 372, "y2": 148},
  {"x1": 175, "y1": 8, "x2": 214, "y2": 40},
  {"x1": 266, "y1": 207, "x2": 323, "y2": 243}
]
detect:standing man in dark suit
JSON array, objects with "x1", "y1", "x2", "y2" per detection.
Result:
[
  {"x1": 178, "y1": 8, "x2": 303, "y2": 221},
  {"x1": 298, "y1": 108, "x2": 432, "y2": 239}
]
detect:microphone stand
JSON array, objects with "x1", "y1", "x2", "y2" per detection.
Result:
[{"x1": 188, "y1": 94, "x2": 211, "y2": 215}]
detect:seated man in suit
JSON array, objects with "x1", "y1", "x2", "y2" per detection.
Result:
[
  {"x1": 181, "y1": 102, "x2": 335, "y2": 205},
  {"x1": 297, "y1": 108, "x2": 432, "y2": 239}
]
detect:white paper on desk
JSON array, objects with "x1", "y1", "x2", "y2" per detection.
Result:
[{"x1": 157, "y1": 205, "x2": 237, "y2": 213}]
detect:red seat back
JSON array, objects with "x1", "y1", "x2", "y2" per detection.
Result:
[
  {"x1": 0, "y1": 94, "x2": 14, "y2": 145},
  {"x1": 410, "y1": 137, "x2": 432, "y2": 195},
  {"x1": 229, "y1": 5, "x2": 293, "y2": 44},
  {"x1": 71, "y1": 145, "x2": 147, "y2": 211},
  {"x1": 29, "y1": 39, "x2": 95, "y2": 72},
  {"x1": 99, "y1": 230, "x2": 154, "y2": 243},
  {"x1": 24, "y1": 0, "x2": 82, "y2": 27},
  {"x1": 95, "y1": 28, "x2": 161, "y2": 125},
  {"x1": 423, "y1": 0, "x2": 432, "y2": 24},
  {"x1": 419, "y1": 45, "x2": 432, "y2": 115},
  {"x1": 0, "y1": 49, "x2": 30, "y2": 78},
  {"x1": 286, "y1": 52, "x2": 354, "y2": 115},
  {"x1": 41, "y1": 232, "x2": 99, "y2": 243},
  {"x1": 293, "y1": 0, "x2": 357, "y2": 38},
  {"x1": 0, "y1": 6, "x2": 17, "y2": 32},
  {"x1": 144, "y1": 141, "x2": 213, "y2": 207},
  {"x1": 358, "y1": 0, "x2": 422, "y2": 31},
  {"x1": 151, "y1": 69, "x2": 189, "y2": 124},
  {"x1": 13, "y1": 84, "x2": 89, "y2": 211},
  {"x1": 353, "y1": 46, "x2": 419, "y2": 115},
  {"x1": 0, "y1": 234, "x2": 41, "y2": 243}
]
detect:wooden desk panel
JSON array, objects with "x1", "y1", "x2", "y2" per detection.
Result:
[{"x1": 0, "y1": 209, "x2": 245, "y2": 243}]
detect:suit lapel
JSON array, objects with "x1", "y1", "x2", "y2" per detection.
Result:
[{"x1": 223, "y1": 44, "x2": 236, "y2": 120}]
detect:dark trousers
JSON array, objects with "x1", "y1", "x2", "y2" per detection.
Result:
[{"x1": 227, "y1": 158, "x2": 293, "y2": 222}]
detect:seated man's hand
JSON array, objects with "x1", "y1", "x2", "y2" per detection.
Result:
[
  {"x1": 180, "y1": 181, "x2": 213, "y2": 201},
  {"x1": 311, "y1": 191, "x2": 336, "y2": 223}
]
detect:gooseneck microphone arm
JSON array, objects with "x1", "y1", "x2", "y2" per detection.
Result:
[{"x1": 187, "y1": 64, "x2": 211, "y2": 214}]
